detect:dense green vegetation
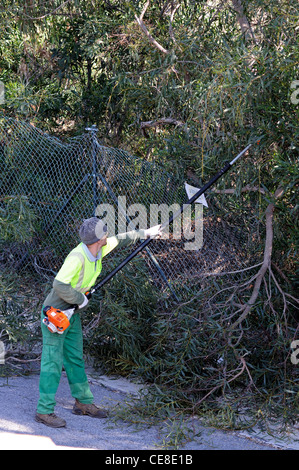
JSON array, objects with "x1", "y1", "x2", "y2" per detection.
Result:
[{"x1": 0, "y1": 0, "x2": 298, "y2": 443}]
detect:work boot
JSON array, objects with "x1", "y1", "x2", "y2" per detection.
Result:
[
  {"x1": 72, "y1": 399, "x2": 108, "y2": 418},
  {"x1": 35, "y1": 412, "x2": 66, "y2": 428}
]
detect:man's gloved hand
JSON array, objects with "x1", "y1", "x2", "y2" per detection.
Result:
[
  {"x1": 78, "y1": 294, "x2": 89, "y2": 309},
  {"x1": 144, "y1": 224, "x2": 163, "y2": 239}
]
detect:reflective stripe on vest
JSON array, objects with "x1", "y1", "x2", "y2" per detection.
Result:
[{"x1": 59, "y1": 243, "x2": 103, "y2": 293}]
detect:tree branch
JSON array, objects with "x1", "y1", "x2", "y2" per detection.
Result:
[
  {"x1": 134, "y1": 0, "x2": 169, "y2": 54},
  {"x1": 22, "y1": 0, "x2": 72, "y2": 20},
  {"x1": 194, "y1": 356, "x2": 247, "y2": 406},
  {"x1": 140, "y1": 117, "x2": 189, "y2": 137},
  {"x1": 228, "y1": 188, "x2": 284, "y2": 331},
  {"x1": 169, "y1": 3, "x2": 181, "y2": 44},
  {"x1": 231, "y1": 0, "x2": 257, "y2": 44},
  {"x1": 212, "y1": 185, "x2": 266, "y2": 195},
  {"x1": 141, "y1": 117, "x2": 185, "y2": 129}
]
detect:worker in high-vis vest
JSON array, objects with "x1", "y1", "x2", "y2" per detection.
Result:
[{"x1": 36, "y1": 217, "x2": 162, "y2": 428}]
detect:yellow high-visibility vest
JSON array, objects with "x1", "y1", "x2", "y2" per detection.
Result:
[{"x1": 55, "y1": 238, "x2": 119, "y2": 293}]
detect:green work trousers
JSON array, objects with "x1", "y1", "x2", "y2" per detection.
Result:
[{"x1": 37, "y1": 309, "x2": 94, "y2": 414}]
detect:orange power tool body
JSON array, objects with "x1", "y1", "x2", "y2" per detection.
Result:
[{"x1": 42, "y1": 306, "x2": 74, "y2": 334}]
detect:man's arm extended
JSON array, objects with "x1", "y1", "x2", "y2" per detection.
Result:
[{"x1": 102, "y1": 226, "x2": 161, "y2": 258}]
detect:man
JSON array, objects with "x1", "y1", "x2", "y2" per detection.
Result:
[{"x1": 36, "y1": 217, "x2": 161, "y2": 428}]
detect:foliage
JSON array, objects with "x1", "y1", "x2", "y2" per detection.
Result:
[{"x1": 0, "y1": 195, "x2": 37, "y2": 243}]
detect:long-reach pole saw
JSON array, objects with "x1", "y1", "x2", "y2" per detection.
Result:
[
  {"x1": 86, "y1": 140, "x2": 258, "y2": 298},
  {"x1": 43, "y1": 140, "x2": 261, "y2": 334}
]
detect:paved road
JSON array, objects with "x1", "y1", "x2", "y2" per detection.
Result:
[{"x1": 0, "y1": 372, "x2": 296, "y2": 451}]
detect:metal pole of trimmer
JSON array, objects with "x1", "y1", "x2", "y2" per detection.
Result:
[{"x1": 86, "y1": 142, "x2": 255, "y2": 300}]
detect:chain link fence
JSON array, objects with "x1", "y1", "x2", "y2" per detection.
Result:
[{"x1": 0, "y1": 116, "x2": 260, "y2": 305}]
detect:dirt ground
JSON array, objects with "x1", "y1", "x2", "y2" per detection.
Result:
[{"x1": 0, "y1": 370, "x2": 297, "y2": 451}]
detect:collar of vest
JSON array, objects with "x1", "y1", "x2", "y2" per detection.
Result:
[{"x1": 82, "y1": 243, "x2": 103, "y2": 263}]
